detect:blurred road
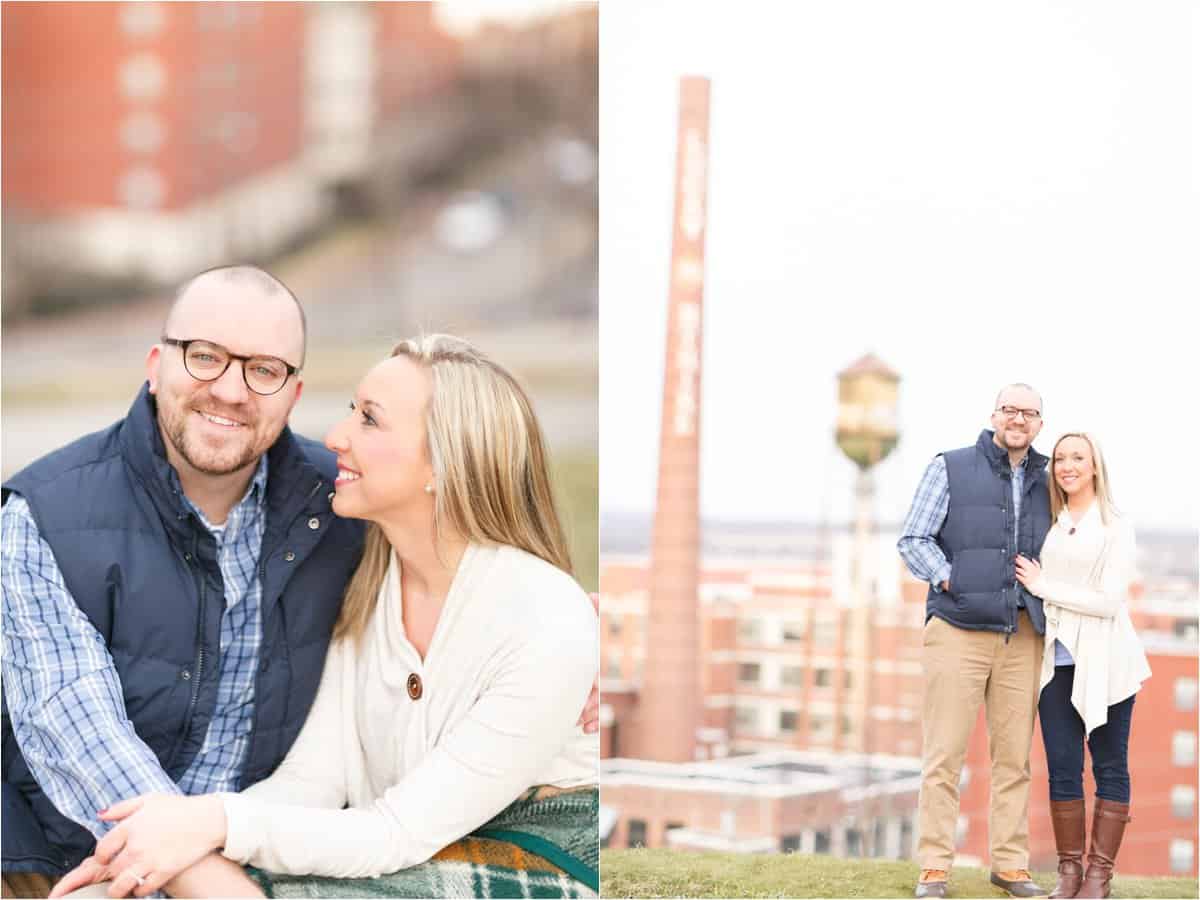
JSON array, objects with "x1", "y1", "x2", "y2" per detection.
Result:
[
  {"x1": 1, "y1": 384, "x2": 596, "y2": 478},
  {"x1": 2, "y1": 132, "x2": 597, "y2": 478}
]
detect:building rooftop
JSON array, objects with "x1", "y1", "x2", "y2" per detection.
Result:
[{"x1": 602, "y1": 749, "x2": 921, "y2": 800}]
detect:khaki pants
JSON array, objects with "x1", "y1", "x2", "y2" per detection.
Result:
[{"x1": 918, "y1": 610, "x2": 1043, "y2": 871}]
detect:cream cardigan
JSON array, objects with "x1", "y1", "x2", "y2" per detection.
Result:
[
  {"x1": 1029, "y1": 504, "x2": 1151, "y2": 735},
  {"x1": 219, "y1": 543, "x2": 598, "y2": 878}
]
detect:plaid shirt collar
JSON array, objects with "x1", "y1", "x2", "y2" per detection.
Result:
[{"x1": 176, "y1": 454, "x2": 269, "y2": 542}]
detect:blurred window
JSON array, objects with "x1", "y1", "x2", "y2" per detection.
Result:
[
  {"x1": 813, "y1": 619, "x2": 838, "y2": 646},
  {"x1": 1175, "y1": 677, "x2": 1198, "y2": 712},
  {"x1": 873, "y1": 819, "x2": 887, "y2": 857},
  {"x1": 1170, "y1": 840, "x2": 1194, "y2": 874},
  {"x1": 1171, "y1": 786, "x2": 1195, "y2": 819},
  {"x1": 734, "y1": 705, "x2": 758, "y2": 733},
  {"x1": 1173, "y1": 731, "x2": 1196, "y2": 767},
  {"x1": 120, "y1": 3, "x2": 165, "y2": 37},
  {"x1": 119, "y1": 168, "x2": 165, "y2": 210},
  {"x1": 781, "y1": 665, "x2": 804, "y2": 688},
  {"x1": 845, "y1": 828, "x2": 863, "y2": 857},
  {"x1": 814, "y1": 830, "x2": 831, "y2": 854},
  {"x1": 119, "y1": 54, "x2": 166, "y2": 101},
  {"x1": 781, "y1": 834, "x2": 800, "y2": 853},
  {"x1": 120, "y1": 113, "x2": 166, "y2": 154},
  {"x1": 782, "y1": 619, "x2": 806, "y2": 642},
  {"x1": 626, "y1": 819, "x2": 647, "y2": 848},
  {"x1": 720, "y1": 810, "x2": 735, "y2": 835},
  {"x1": 814, "y1": 668, "x2": 832, "y2": 688},
  {"x1": 737, "y1": 618, "x2": 763, "y2": 644},
  {"x1": 779, "y1": 710, "x2": 798, "y2": 733},
  {"x1": 737, "y1": 663, "x2": 760, "y2": 685}
]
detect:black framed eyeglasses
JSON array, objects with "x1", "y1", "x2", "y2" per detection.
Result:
[
  {"x1": 162, "y1": 337, "x2": 300, "y2": 396},
  {"x1": 995, "y1": 405, "x2": 1042, "y2": 422}
]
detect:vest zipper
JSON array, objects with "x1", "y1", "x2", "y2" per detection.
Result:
[
  {"x1": 166, "y1": 530, "x2": 209, "y2": 771},
  {"x1": 241, "y1": 478, "x2": 323, "y2": 787},
  {"x1": 178, "y1": 535, "x2": 207, "y2": 768}
]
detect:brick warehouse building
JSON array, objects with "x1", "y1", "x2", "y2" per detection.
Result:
[
  {"x1": 2, "y1": 2, "x2": 473, "y2": 295},
  {"x1": 3, "y1": 2, "x2": 321, "y2": 286},
  {"x1": 599, "y1": 525, "x2": 1199, "y2": 877}
]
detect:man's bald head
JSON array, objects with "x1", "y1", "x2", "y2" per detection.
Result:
[
  {"x1": 166, "y1": 265, "x2": 307, "y2": 367},
  {"x1": 993, "y1": 382, "x2": 1042, "y2": 413}
]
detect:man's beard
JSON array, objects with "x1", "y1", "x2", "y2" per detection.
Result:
[
  {"x1": 996, "y1": 428, "x2": 1030, "y2": 450},
  {"x1": 160, "y1": 402, "x2": 262, "y2": 476}
]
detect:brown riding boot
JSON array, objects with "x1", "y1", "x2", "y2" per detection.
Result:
[
  {"x1": 1076, "y1": 798, "x2": 1131, "y2": 899},
  {"x1": 1048, "y1": 799, "x2": 1086, "y2": 898}
]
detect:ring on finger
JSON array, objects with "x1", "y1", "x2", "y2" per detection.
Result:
[{"x1": 130, "y1": 871, "x2": 148, "y2": 888}]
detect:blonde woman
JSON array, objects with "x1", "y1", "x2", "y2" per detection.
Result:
[
  {"x1": 1014, "y1": 433, "x2": 1150, "y2": 900},
  {"x1": 52, "y1": 336, "x2": 598, "y2": 899}
]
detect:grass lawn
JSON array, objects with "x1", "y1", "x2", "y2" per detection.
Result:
[
  {"x1": 600, "y1": 849, "x2": 1199, "y2": 899},
  {"x1": 553, "y1": 447, "x2": 598, "y2": 593}
]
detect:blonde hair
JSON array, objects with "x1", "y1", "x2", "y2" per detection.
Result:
[
  {"x1": 334, "y1": 334, "x2": 573, "y2": 642},
  {"x1": 1048, "y1": 431, "x2": 1117, "y2": 526}
]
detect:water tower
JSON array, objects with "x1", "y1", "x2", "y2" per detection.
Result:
[
  {"x1": 836, "y1": 353, "x2": 900, "y2": 594},
  {"x1": 835, "y1": 353, "x2": 900, "y2": 474},
  {"x1": 834, "y1": 353, "x2": 899, "y2": 782}
]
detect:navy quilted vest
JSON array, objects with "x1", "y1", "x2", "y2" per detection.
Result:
[{"x1": 925, "y1": 429, "x2": 1050, "y2": 635}]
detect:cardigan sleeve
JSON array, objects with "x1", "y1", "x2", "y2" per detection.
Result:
[
  {"x1": 220, "y1": 584, "x2": 596, "y2": 879},
  {"x1": 1027, "y1": 521, "x2": 1136, "y2": 620},
  {"x1": 234, "y1": 639, "x2": 348, "y2": 810}
]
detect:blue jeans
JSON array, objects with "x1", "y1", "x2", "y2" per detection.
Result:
[{"x1": 1038, "y1": 665, "x2": 1134, "y2": 803}]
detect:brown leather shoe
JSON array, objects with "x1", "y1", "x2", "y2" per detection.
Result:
[
  {"x1": 1076, "y1": 799, "x2": 1131, "y2": 898},
  {"x1": 1049, "y1": 798, "x2": 1086, "y2": 898},
  {"x1": 915, "y1": 869, "x2": 949, "y2": 898},
  {"x1": 990, "y1": 869, "x2": 1048, "y2": 897}
]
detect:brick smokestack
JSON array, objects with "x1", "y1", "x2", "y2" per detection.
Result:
[{"x1": 635, "y1": 76, "x2": 710, "y2": 763}]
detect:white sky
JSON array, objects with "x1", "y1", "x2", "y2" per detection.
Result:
[{"x1": 600, "y1": 1, "x2": 1199, "y2": 531}]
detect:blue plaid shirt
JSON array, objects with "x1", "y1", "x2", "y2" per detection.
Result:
[
  {"x1": 898, "y1": 451, "x2": 1028, "y2": 604},
  {"x1": 1, "y1": 456, "x2": 268, "y2": 838}
]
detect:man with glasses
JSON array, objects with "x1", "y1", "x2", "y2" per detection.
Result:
[
  {"x1": 2, "y1": 266, "x2": 343, "y2": 898},
  {"x1": 898, "y1": 384, "x2": 1052, "y2": 899},
  {"x1": 2, "y1": 266, "x2": 599, "y2": 898}
]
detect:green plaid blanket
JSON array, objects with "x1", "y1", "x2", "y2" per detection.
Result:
[{"x1": 247, "y1": 788, "x2": 598, "y2": 898}]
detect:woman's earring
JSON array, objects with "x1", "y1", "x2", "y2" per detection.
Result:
[{"x1": 424, "y1": 483, "x2": 434, "y2": 495}]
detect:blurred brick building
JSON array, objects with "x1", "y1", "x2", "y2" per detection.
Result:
[
  {"x1": 603, "y1": 749, "x2": 921, "y2": 858},
  {"x1": 3, "y1": 2, "x2": 321, "y2": 289},
  {"x1": 599, "y1": 528, "x2": 1199, "y2": 877},
  {"x1": 2, "y1": 1, "x2": 596, "y2": 310},
  {"x1": 305, "y1": 2, "x2": 466, "y2": 200}
]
